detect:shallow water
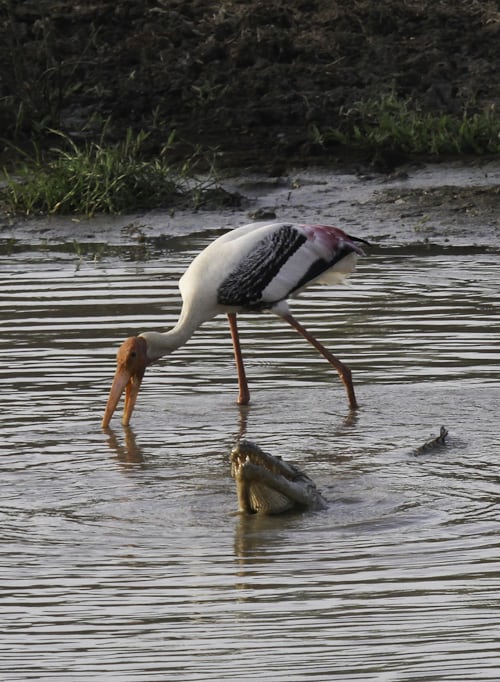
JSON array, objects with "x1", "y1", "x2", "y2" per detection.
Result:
[{"x1": 1, "y1": 180, "x2": 500, "y2": 680}]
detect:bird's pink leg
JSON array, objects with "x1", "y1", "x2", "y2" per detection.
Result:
[
  {"x1": 281, "y1": 313, "x2": 358, "y2": 410},
  {"x1": 227, "y1": 313, "x2": 250, "y2": 405}
]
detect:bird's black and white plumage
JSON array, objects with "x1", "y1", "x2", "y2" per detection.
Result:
[
  {"x1": 181, "y1": 221, "x2": 367, "y2": 317},
  {"x1": 102, "y1": 221, "x2": 368, "y2": 428}
]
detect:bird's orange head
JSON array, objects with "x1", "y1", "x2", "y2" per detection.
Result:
[{"x1": 102, "y1": 336, "x2": 148, "y2": 428}]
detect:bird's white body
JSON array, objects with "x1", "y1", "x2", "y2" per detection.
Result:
[
  {"x1": 141, "y1": 222, "x2": 365, "y2": 361},
  {"x1": 180, "y1": 221, "x2": 363, "y2": 317}
]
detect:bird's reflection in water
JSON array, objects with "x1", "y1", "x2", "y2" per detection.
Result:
[
  {"x1": 236, "y1": 404, "x2": 250, "y2": 440},
  {"x1": 104, "y1": 426, "x2": 144, "y2": 464},
  {"x1": 103, "y1": 398, "x2": 357, "y2": 470},
  {"x1": 340, "y1": 407, "x2": 359, "y2": 430},
  {"x1": 103, "y1": 403, "x2": 250, "y2": 465}
]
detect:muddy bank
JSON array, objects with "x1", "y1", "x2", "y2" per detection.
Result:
[
  {"x1": 2, "y1": 161, "x2": 499, "y2": 251},
  {"x1": 1, "y1": 1, "x2": 500, "y2": 167}
]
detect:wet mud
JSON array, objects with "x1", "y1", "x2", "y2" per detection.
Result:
[{"x1": 2, "y1": 160, "x2": 499, "y2": 251}]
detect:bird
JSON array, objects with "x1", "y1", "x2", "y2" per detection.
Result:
[{"x1": 102, "y1": 221, "x2": 369, "y2": 428}]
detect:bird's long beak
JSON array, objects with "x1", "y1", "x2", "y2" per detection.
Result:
[
  {"x1": 102, "y1": 336, "x2": 148, "y2": 428},
  {"x1": 101, "y1": 365, "x2": 143, "y2": 428}
]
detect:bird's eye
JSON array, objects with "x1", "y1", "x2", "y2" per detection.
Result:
[{"x1": 130, "y1": 351, "x2": 137, "y2": 358}]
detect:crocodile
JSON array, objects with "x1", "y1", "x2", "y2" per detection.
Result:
[
  {"x1": 230, "y1": 440, "x2": 328, "y2": 514},
  {"x1": 412, "y1": 426, "x2": 449, "y2": 454}
]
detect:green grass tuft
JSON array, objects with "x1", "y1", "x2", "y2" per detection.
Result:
[
  {"x1": 1, "y1": 128, "x2": 230, "y2": 216},
  {"x1": 311, "y1": 94, "x2": 500, "y2": 157}
]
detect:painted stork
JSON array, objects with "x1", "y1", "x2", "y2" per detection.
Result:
[{"x1": 102, "y1": 221, "x2": 368, "y2": 427}]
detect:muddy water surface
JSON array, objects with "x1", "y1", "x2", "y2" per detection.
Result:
[{"x1": 1, "y1": 163, "x2": 500, "y2": 680}]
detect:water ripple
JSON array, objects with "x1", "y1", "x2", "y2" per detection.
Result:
[{"x1": 1, "y1": 237, "x2": 500, "y2": 680}]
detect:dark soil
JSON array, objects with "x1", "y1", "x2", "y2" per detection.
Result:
[{"x1": 1, "y1": 0, "x2": 499, "y2": 169}]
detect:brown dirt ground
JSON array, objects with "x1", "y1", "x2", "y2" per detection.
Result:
[{"x1": 1, "y1": 0, "x2": 500, "y2": 170}]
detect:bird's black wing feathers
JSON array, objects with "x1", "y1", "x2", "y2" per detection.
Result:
[{"x1": 217, "y1": 225, "x2": 306, "y2": 308}]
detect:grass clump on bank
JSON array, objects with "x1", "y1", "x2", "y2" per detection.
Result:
[
  {"x1": 312, "y1": 94, "x2": 500, "y2": 158},
  {"x1": 1, "y1": 129, "x2": 234, "y2": 216}
]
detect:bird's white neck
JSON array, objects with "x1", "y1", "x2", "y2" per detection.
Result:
[
  {"x1": 139, "y1": 304, "x2": 214, "y2": 362},
  {"x1": 139, "y1": 324, "x2": 193, "y2": 362}
]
